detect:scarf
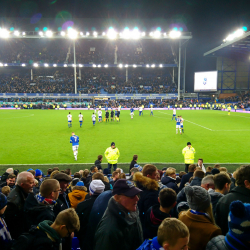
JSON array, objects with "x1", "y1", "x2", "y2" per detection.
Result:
[
  {"x1": 36, "y1": 194, "x2": 56, "y2": 205},
  {"x1": 38, "y1": 220, "x2": 61, "y2": 243}
]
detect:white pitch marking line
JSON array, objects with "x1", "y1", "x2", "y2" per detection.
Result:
[{"x1": 1, "y1": 114, "x2": 35, "y2": 119}]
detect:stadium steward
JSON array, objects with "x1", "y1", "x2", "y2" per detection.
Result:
[
  {"x1": 104, "y1": 142, "x2": 120, "y2": 174},
  {"x1": 182, "y1": 142, "x2": 196, "y2": 173}
]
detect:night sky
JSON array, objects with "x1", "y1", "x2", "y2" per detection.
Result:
[{"x1": 0, "y1": 0, "x2": 250, "y2": 90}]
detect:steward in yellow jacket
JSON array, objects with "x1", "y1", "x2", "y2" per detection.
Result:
[
  {"x1": 182, "y1": 142, "x2": 196, "y2": 173},
  {"x1": 105, "y1": 142, "x2": 120, "y2": 173}
]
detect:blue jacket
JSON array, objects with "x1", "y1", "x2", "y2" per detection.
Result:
[
  {"x1": 137, "y1": 237, "x2": 162, "y2": 250},
  {"x1": 161, "y1": 176, "x2": 179, "y2": 194}
]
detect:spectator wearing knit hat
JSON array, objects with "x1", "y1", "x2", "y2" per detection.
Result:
[
  {"x1": 206, "y1": 200, "x2": 250, "y2": 250},
  {"x1": 76, "y1": 180, "x2": 105, "y2": 250},
  {"x1": 0, "y1": 193, "x2": 12, "y2": 250},
  {"x1": 68, "y1": 181, "x2": 88, "y2": 209},
  {"x1": 179, "y1": 186, "x2": 221, "y2": 250}
]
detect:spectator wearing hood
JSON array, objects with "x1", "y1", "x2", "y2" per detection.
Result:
[
  {"x1": 76, "y1": 180, "x2": 105, "y2": 250},
  {"x1": 179, "y1": 186, "x2": 221, "y2": 250},
  {"x1": 161, "y1": 168, "x2": 179, "y2": 194},
  {"x1": 68, "y1": 181, "x2": 88, "y2": 209},
  {"x1": 206, "y1": 200, "x2": 250, "y2": 250},
  {"x1": 144, "y1": 188, "x2": 177, "y2": 239}
]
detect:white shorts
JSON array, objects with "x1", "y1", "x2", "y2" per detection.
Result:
[
  {"x1": 72, "y1": 145, "x2": 79, "y2": 151},
  {"x1": 176, "y1": 125, "x2": 181, "y2": 128},
  {"x1": 130, "y1": 112, "x2": 134, "y2": 116}
]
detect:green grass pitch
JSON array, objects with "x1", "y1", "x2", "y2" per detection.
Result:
[{"x1": 0, "y1": 109, "x2": 249, "y2": 173}]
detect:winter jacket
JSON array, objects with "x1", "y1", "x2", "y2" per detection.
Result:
[
  {"x1": 179, "y1": 172, "x2": 194, "y2": 190},
  {"x1": 161, "y1": 176, "x2": 179, "y2": 194},
  {"x1": 4, "y1": 185, "x2": 29, "y2": 239},
  {"x1": 144, "y1": 204, "x2": 170, "y2": 239},
  {"x1": 75, "y1": 194, "x2": 99, "y2": 250},
  {"x1": 0, "y1": 172, "x2": 9, "y2": 185},
  {"x1": 133, "y1": 172, "x2": 160, "y2": 226},
  {"x1": 179, "y1": 210, "x2": 222, "y2": 250},
  {"x1": 104, "y1": 146, "x2": 120, "y2": 164},
  {"x1": 23, "y1": 193, "x2": 56, "y2": 232},
  {"x1": 189, "y1": 176, "x2": 202, "y2": 186},
  {"x1": 208, "y1": 189, "x2": 224, "y2": 217},
  {"x1": 53, "y1": 192, "x2": 71, "y2": 217},
  {"x1": 68, "y1": 186, "x2": 88, "y2": 209},
  {"x1": 206, "y1": 233, "x2": 250, "y2": 250},
  {"x1": 182, "y1": 146, "x2": 196, "y2": 164},
  {"x1": 94, "y1": 160, "x2": 102, "y2": 170},
  {"x1": 129, "y1": 160, "x2": 137, "y2": 174},
  {"x1": 137, "y1": 237, "x2": 163, "y2": 250},
  {"x1": 94, "y1": 197, "x2": 143, "y2": 250},
  {"x1": 215, "y1": 186, "x2": 250, "y2": 235}
]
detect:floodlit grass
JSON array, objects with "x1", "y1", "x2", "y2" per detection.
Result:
[{"x1": 0, "y1": 109, "x2": 249, "y2": 170}]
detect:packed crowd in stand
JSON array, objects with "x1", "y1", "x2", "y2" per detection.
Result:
[{"x1": 0, "y1": 151, "x2": 250, "y2": 250}]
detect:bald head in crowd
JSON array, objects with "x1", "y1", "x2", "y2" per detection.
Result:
[{"x1": 17, "y1": 171, "x2": 35, "y2": 194}]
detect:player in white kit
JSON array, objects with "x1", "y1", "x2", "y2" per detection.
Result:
[
  {"x1": 172, "y1": 108, "x2": 176, "y2": 120},
  {"x1": 67, "y1": 112, "x2": 72, "y2": 128},
  {"x1": 79, "y1": 112, "x2": 83, "y2": 128}
]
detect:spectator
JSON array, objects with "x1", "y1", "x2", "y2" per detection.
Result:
[
  {"x1": 4, "y1": 171, "x2": 35, "y2": 239},
  {"x1": 76, "y1": 180, "x2": 105, "y2": 250},
  {"x1": 50, "y1": 170, "x2": 59, "y2": 179},
  {"x1": 0, "y1": 193, "x2": 12, "y2": 250},
  {"x1": 211, "y1": 168, "x2": 220, "y2": 175},
  {"x1": 0, "y1": 174, "x2": 16, "y2": 190},
  {"x1": 219, "y1": 167, "x2": 227, "y2": 173},
  {"x1": 208, "y1": 173, "x2": 231, "y2": 216},
  {"x1": 65, "y1": 168, "x2": 71, "y2": 176},
  {"x1": 1, "y1": 186, "x2": 11, "y2": 196},
  {"x1": 23, "y1": 179, "x2": 60, "y2": 231},
  {"x1": 104, "y1": 142, "x2": 120, "y2": 174},
  {"x1": 84, "y1": 166, "x2": 98, "y2": 190},
  {"x1": 119, "y1": 173, "x2": 126, "y2": 179},
  {"x1": 137, "y1": 218, "x2": 189, "y2": 250},
  {"x1": 197, "y1": 158, "x2": 206, "y2": 173},
  {"x1": 47, "y1": 168, "x2": 53, "y2": 177},
  {"x1": 206, "y1": 200, "x2": 250, "y2": 250},
  {"x1": 128, "y1": 167, "x2": 140, "y2": 180},
  {"x1": 81, "y1": 169, "x2": 90, "y2": 183},
  {"x1": 179, "y1": 186, "x2": 221, "y2": 250},
  {"x1": 0, "y1": 168, "x2": 13, "y2": 185},
  {"x1": 179, "y1": 164, "x2": 196, "y2": 190},
  {"x1": 130, "y1": 154, "x2": 138, "y2": 174},
  {"x1": 68, "y1": 181, "x2": 88, "y2": 209},
  {"x1": 92, "y1": 172, "x2": 111, "y2": 191},
  {"x1": 94, "y1": 155, "x2": 103, "y2": 170},
  {"x1": 213, "y1": 164, "x2": 220, "y2": 169},
  {"x1": 144, "y1": 188, "x2": 177, "y2": 239},
  {"x1": 216, "y1": 165, "x2": 250, "y2": 235},
  {"x1": 189, "y1": 170, "x2": 205, "y2": 186},
  {"x1": 94, "y1": 179, "x2": 143, "y2": 250},
  {"x1": 109, "y1": 170, "x2": 120, "y2": 186},
  {"x1": 133, "y1": 164, "x2": 159, "y2": 225},
  {"x1": 11, "y1": 208, "x2": 80, "y2": 250},
  {"x1": 73, "y1": 172, "x2": 81, "y2": 179},
  {"x1": 182, "y1": 142, "x2": 196, "y2": 173},
  {"x1": 206, "y1": 166, "x2": 213, "y2": 175},
  {"x1": 161, "y1": 168, "x2": 179, "y2": 194}
]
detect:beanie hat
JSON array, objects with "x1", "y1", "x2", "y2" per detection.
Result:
[
  {"x1": 187, "y1": 142, "x2": 191, "y2": 145},
  {"x1": 71, "y1": 178, "x2": 80, "y2": 186},
  {"x1": 35, "y1": 169, "x2": 43, "y2": 177},
  {"x1": 0, "y1": 193, "x2": 7, "y2": 210},
  {"x1": 89, "y1": 180, "x2": 105, "y2": 195},
  {"x1": 228, "y1": 200, "x2": 250, "y2": 241},
  {"x1": 76, "y1": 181, "x2": 84, "y2": 187},
  {"x1": 111, "y1": 142, "x2": 115, "y2": 146},
  {"x1": 184, "y1": 186, "x2": 211, "y2": 211},
  {"x1": 211, "y1": 168, "x2": 220, "y2": 175},
  {"x1": 27, "y1": 168, "x2": 33, "y2": 172}
]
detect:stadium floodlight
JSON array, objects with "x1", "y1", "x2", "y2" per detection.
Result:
[
  {"x1": 0, "y1": 63, "x2": 3, "y2": 67},
  {"x1": 146, "y1": 64, "x2": 150, "y2": 68},
  {"x1": 225, "y1": 28, "x2": 245, "y2": 42},
  {"x1": 0, "y1": 29, "x2": 9, "y2": 38},
  {"x1": 93, "y1": 64, "x2": 97, "y2": 68},
  {"x1": 104, "y1": 64, "x2": 108, "y2": 68},
  {"x1": 63, "y1": 64, "x2": 68, "y2": 67},
  {"x1": 118, "y1": 64, "x2": 123, "y2": 68},
  {"x1": 234, "y1": 28, "x2": 244, "y2": 37},
  {"x1": 107, "y1": 27, "x2": 117, "y2": 40},
  {"x1": 93, "y1": 31, "x2": 98, "y2": 37},
  {"x1": 142, "y1": 32, "x2": 145, "y2": 36},
  {"x1": 153, "y1": 30, "x2": 161, "y2": 38},
  {"x1": 132, "y1": 28, "x2": 140, "y2": 40},
  {"x1": 163, "y1": 33, "x2": 167, "y2": 36},
  {"x1": 44, "y1": 63, "x2": 49, "y2": 67},
  {"x1": 102, "y1": 32, "x2": 106, "y2": 36},
  {"x1": 159, "y1": 64, "x2": 163, "y2": 68},
  {"x1": 125, "y1": 64, "x2": 128, "y2": 68},
  {"x1": 68, "y1": 29, "x2": 78, "y2": 39},
  {"x1": 151, "y1": 64, "x2": 155, "y2": 68},
  {"x1": 21, "y1": 63, "x2": 26, "y2": 67},
  {"x1": 169, "y1": 30, "x2": 181, "y2": 39},
  {"x1": 86, "y1": 32, "x2": 90, "y2": 36},
  {"x1": 72, "y1": 64, "x2": 76, "y2": 67},
  {"x1": 22, "y1": 32, "x2": 26, "y2": 36},
  {"x1": 39, "y1": 31, "x2": 43, "y2": 36},
  {"x1": 61, "y1": 31, "x2": 66, "y2": 37},
  {"x1": 14, "y1": 31, "x2": 20, "y2": 36},
  {"x1": 133, "y1": 64, "x2": 137, "y2": 68},
  {"x1": 4, "y1": 64, "x2": 8, "y2": 66},
  {"x1": 33, "y1": 63, "x2": 38, "y2": 67},
  {"x1": 98, "y1": 64, "x2": 101, "y2": 68},
  {"x1": 53, "y1": 64, "x2": 57, "y2": 67},
  {"x1": 121, "y1": 28, "x2": 131, "y2": 39},
  {"x1": 79, "y1": 64, "x2": 83, "y2": 67},
  {"x1": 80, "y1": 32, "x2": 83, "y2": 36},
  {"x1": 46, "y1": 30, "x2": 53, "y2": 37},
  {"x1": 149, "y1": 32, "x2": 153, "y2": 37}
]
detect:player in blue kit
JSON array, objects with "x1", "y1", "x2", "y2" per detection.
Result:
[
  {"x1": 130, "y1": 107, "x2": 134, "y2": 119},
  {"x1": 70, "y1": 132, "x2": 79, "y2": 160},
  {"x1": 150, "y1": 106, "x2": 153, "y2": 116},
  {"x1": 175, "y1": 116, "x2": 182, "y2": 134}
]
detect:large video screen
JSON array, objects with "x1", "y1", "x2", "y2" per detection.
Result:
[{"x1": 194, "y1": 71, "x2": 218, "y2": 92}]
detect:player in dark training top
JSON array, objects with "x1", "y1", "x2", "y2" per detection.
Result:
[
  {"x1": 105, "y1": 110, "x2": 110, "y2": 122},
  {"x1": 110, "y1": 109, "x2": 114, "y2": 122}
]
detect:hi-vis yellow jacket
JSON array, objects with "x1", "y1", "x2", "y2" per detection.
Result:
[
  {"x1": 105, "y1": 147, "x2": 120, "y2": 164},
  {"x1": 182, "y1": 146, "x2": 196, "y2": 164}
]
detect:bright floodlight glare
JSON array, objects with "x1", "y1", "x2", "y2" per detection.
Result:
[
  {"x1": 0, "y1": 63, "x2": 3, "y2": 67},
  {"x1": 121, "y1": 28, "x2": 130, "y2": 39},
  {"x1": 107, "y1": 27, "x2": 117, "y2": 39},
  {"x1": 118, "y1": 64, "x2": 123, "y2": 68},
  {"x1": 104, "y1": 64, "x2": 108, "y2": 68},
  {"x1": 72, "y1": 64, "x2": 76, "y2": 67},
  {"x1": 146, "y1": 64, "x2": 149, "y2": 68},
  {"x1": 234, "y1": 29, "x2": 244, "y2": 37},
  {"x1": 80, "y1": 32, "x2": 83, "y2": 36},
  {"x1": 151, "y1": 64, "x2": 155, "y2": 68},
  {"x1": 53, "y1": 64, "x2": 57, "y2": 67},
  {"x1": 169, "y1": 30, "x2": 181, "y2": 39},
  {"x1": 14, "y1": 31, "x2": 20, "y2": 36},
  {"x1": 159, "y1": 64, "x2": 163, "y2": 67},
  {"x1": 79, "y1": 64, "x2": 83, "y2": 67},
  {"x1": 44, "y1": 63, "x2": 49, "y2": 67},
  {"x1": 98, "y1": 64, "x2": 101, "y2": 68},
  {"x1": 154, "y1": 30, "x2": 161, "y2": 38},
  {"x1": 142, "y1": 32, "x2": 145, "y2": 36},
  {"x1": 39, "y1": 31, "x2": 43, "y2": 36},
  {"x1": 132, "y1": 28, "x2": 140, "y2": 39},
  {"x1": 102, "y1": 32, "x2": 106, "y2": 36},
  {"x1": 133, "y1": 64, "x2": 137, "y2": 68},
  {"x1": 0, "y1": 29, "x2": 9, "y2": 38},
  {"x1": 4, "y1": 64, "x2": 8, "y2": 66},
  {"x1": 125, "y1": 64, "x2": 128, "y2": 68},
  {"x1": 21, "y1": 63, "x2": 26, "y2": 67},
  {"x1": 149, "y1": 32, "x2": 153, "y2": 36},
  {"x1": 46, "y1": 30, "x2": 53, "y2": 37},
  {"x1": 86, "y1": 32, "x2": 90, "y2": 36},
  {"x1": 93, "y1": 64, "x2": 97, "y2": 68},
  {"x1": 34, "y1": 63, "x2": 38, "y2": 67},
  {"x1": 93, "y1": 31, "x2": 98, "y2": 37},
  {"x1": 61, "y1": 31, "x2": 66, "y2": 36},
  {"x1": 64, "y1": 64, "x2": 67, "y2": 67},
  {"x1": 68, "y1": 29, "x2": 78, "y2": 39},
  {"x1": 22, "y1": 32, "x2": 26, "y2": 36}
]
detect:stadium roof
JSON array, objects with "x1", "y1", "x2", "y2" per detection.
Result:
[{"x1": 204, "y1": 30, "x2": 250, "y2": 61}]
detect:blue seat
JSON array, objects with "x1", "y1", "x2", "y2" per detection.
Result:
[{"x1": 72, "y1": 237, "x2": 80, "y2": 250}]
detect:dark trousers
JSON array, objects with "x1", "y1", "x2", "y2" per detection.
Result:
[
  {"x1": 108, "y1": 163, "x2": 117, "y2": 174},
  {"x1": 185, "y1": 164, "x2": 190, "y2": 173}
]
